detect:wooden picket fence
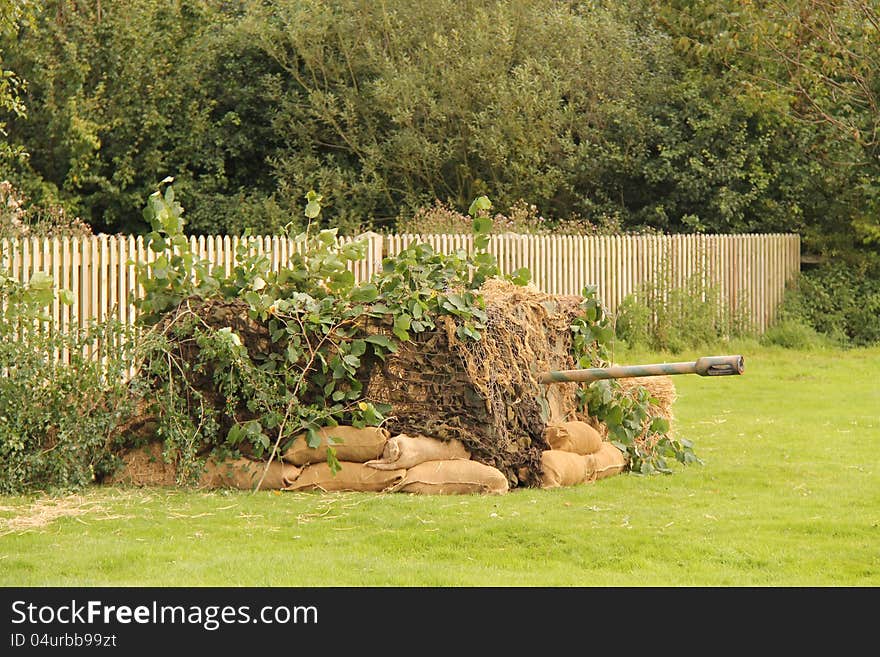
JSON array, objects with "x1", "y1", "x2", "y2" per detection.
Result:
[{"x1": 1, "y1": 232, "x2": 800, "y2": 345}]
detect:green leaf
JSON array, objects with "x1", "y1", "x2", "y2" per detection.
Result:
[
  {"x1": 148, "y1": 234, "x2": 167, "y2": 253},
  {"x1": 474, "y1": 233, "x2": 491, "y2": 250},
  {"x1": 650, "y1": 417, "x2": 670, "y2": 434},
  {"x1": 328, "y1": 269, "x2": 355, "y2": 292},
  {"x1": 58, "y1": 289, "x2": 74, "y2": 305},
  {"x1": 350, "y1": 284, "x2": 379, "y2": 303},
  {"x1": 364, "y1": 334, "x2": 397, "y2": 351},
  {"x1": 227, "y1": 424, "x2": 244, "y2": 445},
  {"x1": 468, "y1": 195, "x2": 492, "y2": 218},
  {"x1": 304, "y1": 190, "x2": 323, "y2": 218},
  {"x1": 28, "y1": 272, "x2": 53, "y2": 290},
  {"x1": 509, "y1": 267, "x2": 531, "y2": 285},
  {"x1": 349, "y1": 339, "x2": 366, "y2": 357},
  {"x1": 472, "y1": 216, "x2": 493, "y2": 234},
  {"x1": 444, "y1": 293, "x2": 466, "y2": 311}
]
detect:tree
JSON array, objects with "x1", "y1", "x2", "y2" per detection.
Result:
[{"x1": 0, "y1": 0, "x2": 36, "y2": 169}]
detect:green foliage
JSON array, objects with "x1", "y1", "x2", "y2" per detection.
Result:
[
  {"x1": 133, "y1": 184, "x2": 526, "y2": 478},
  {"x1": 570, "y1": 285, "x2": 700, "y2": 474},
  {"x1": 652, "y1": 0, "x2": 880, "y2": 256},
  {"x1": 133, "y1": 178, "x2": 219, "y2": 323},
  {"x1": 775, "y1": 257, "x2": 880, "y2": 347},
  {"x1": 760, "y1": 318, "x2": 833, "y2": 351},
  {"x1": 615, "y1": 259, "x2": 754, "y2": 353},
  {"x1": 0, "y1": 240, "x2": 134, "y2": 494},
  {"x1": 0, "y1": 0, "x2": 35, "y2": 168},
  {"x1": 1, "y1": 0, "x2": 291, "y2": 234},
  {"x1": 2, "y1": 0, "x2": 849, "y2": 244}
]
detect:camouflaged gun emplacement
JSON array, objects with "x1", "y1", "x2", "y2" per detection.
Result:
[{"x1": 538, "y1": 355, "x2": 745, "y2": 384}]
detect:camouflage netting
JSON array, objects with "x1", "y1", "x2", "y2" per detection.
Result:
[
  {"x1": 363, "y1": 279, "x2": 584, "y2": 488},
  {"x1": 109, "y1": 280, "x2": 677, "y2": 489}
]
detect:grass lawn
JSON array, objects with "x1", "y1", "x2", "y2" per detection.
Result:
[{"x1": 1, "y1": 342, "x2": 878, "y2": 586}]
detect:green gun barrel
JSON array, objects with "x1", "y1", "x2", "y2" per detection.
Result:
[{"x1": 539, "y1": 355, "x2": 744, "y2": 384}]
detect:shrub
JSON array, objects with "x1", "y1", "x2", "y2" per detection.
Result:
[
  {"x1": 614, "y1": 259, "x2": 753, "y2": 352},
  {"x1": 777, "y1": 257, "x2": 880, "y2": 347},
  {"x1": 0, "y1": 262, "x2": 135, "y2": 494},
  {"x1": 760, "y1": 318, "x2": 834, "y2": 350}
]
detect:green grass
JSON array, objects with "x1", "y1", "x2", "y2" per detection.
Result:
[{"x1": 2, "y1": 342, "x2": 878, "y2": 586}]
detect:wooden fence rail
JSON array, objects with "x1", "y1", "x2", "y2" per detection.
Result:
[{"x1": 2, "y1": 232, "x2": 800, "y2": 342}]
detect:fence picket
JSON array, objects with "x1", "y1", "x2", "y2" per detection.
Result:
[{"x1": 3, "y1": 233, "x2": 800, "y2": 344}]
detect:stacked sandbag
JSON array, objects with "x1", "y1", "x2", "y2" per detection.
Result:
[
  {"x1": 393, "y1": 459, "x2": 509, "y2": 495},
  {"x1": 539, "y1": 443, "x2": 629, "y2": 488},
  {"x1": 284, "y1": 462, "x2": 406, "y2": 492},
  {"x1": 200, "y1": 457, "x2": 301, "y2": 491},
  {"x1": 544, "y1": 421, "x2": 603, "y2": 455},
  {"x1": 540, "y1": 450, "x2": 591, "y2": 488},
  {"x1": 283, "y1": 426, "x2": 389, "y2": 465},
  {"x1": 103, "y1": 443, "x2": 298, "y2": 490},
  {"x1": 591, "y1": 442, "x2": 628, "y2": 480},
  {"x1": 365, "y1": 434, "x2": 470, "y2": 470}
]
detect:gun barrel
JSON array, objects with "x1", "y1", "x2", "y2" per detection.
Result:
[{"x1": 539, "y1": 355, "x2": 744, "y2": 384}]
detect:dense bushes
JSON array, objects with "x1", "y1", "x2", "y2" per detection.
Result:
[
  {"x1": 773, "y1": 257, "x2": 880, "y2": 348},
  {"x1": 0, "y1": 248, "x2": 135, "y2": 494},
  {"x1": 614, "y1": 260, "x2": 753, "y2": 353},
  {"x1": 0, "y1": 0, "x2": 848, "y2": 246}
]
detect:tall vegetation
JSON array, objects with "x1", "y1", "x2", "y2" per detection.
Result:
[
  {"x1": 0, "y1": 0, "x2": 861, "y2": 249},
  {"x1": 1, "y1": 0, "x2": 878, "y2": 346}
]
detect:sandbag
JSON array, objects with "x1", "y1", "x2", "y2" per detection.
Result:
[
  {"x1": 365, "y1": 434, "x2": 470, "y2": 470},
  {"x1": 540, "y1": 450, "x2": 589, "y2": 488},
  {"x1": 394, "y1": 460, "x2": 509, "y2": 495},
  {"x1": 590, "y1": 442, "x2": 628, "y2": 480},
  {"x1": 544, "y1": 421, "x2": 603, "y2": 455},
  {"x1": 284, "y1": 461, "x2": 405, "y2": 492},
  {"x1": 283, "y1": 426, "x2": 389, "y2": 466},
  {"x1": 199, "y1": 457, "x2": 301, "y2": 491}
]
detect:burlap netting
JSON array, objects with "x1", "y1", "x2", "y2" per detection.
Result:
[
  {"x1": 365, "y1": 434, "x2": 470, "y2": 471},
  {"x1": 284, "y1": 462, "x2": 406, "y2": 492},
  {"x1": 544, "y1": 421, "x2": 603, "y2": 455},
  {"x1": 283, "y1": 426, "x2": 389, "y2": 466},
  {"x1": 393, "y1": 459, "x2": 509, "y2": 495},
  {"x1": 103, "y1": 442, "x2": 300, "y2": 490},
  {"x1": 363, "y1": 279, "x2": 583, "y2": 488}
]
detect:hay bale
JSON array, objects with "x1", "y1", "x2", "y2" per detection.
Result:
[
  {"x1": 364, "y1": 279, "x2": 582, "y2": 487},
  {"x1": 103, "y1": 443, "x2": 297, "y2": 490},
  {"x1": 103, "y1": 442, "x2": 177, "y2": 487}
]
